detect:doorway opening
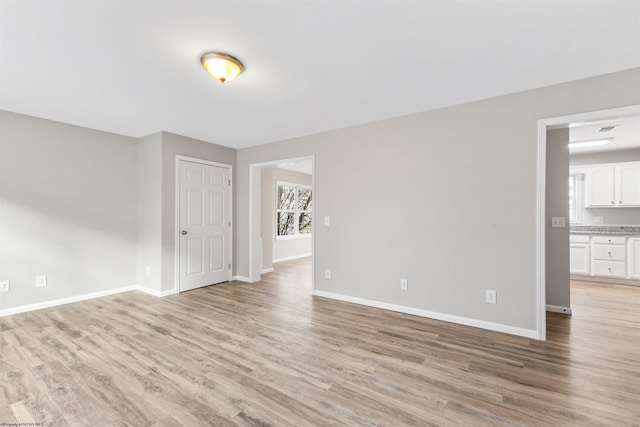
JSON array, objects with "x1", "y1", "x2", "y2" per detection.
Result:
[
  {"x1": 537, "y1": 104, "x2": 640, "y2": 339},
  {"x1": 249, "y1": 156, "x2": 315, "y2": 290}
]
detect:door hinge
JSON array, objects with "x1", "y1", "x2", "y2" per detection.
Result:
[
  {"x1": 228, "y1": 179, "x2": 231, "y2": 186},
  {"x1": 228, "y1": 221, "x2": 231, "y2": 227},
  {"x1": 228, "y1": 263, "x2": 231, "y2": 269}
]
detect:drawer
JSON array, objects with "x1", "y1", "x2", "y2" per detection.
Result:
[
  {"x1": 592, "y1": 235, "x2": 626, "y2": 245},
  {"x1": 570, "y1": 235, "x2": 590, "y2": 243},
  {"x1": 592, "y1": 245, "x2": 626, "y2": 261},
  {"x1": 593, "y1": 260, "x2": 626, "y2": 277}
]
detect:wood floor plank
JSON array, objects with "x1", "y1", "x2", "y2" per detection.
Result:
[
  {"x1": 30, "y1": 360, "x2": 119, "y2": 426},
  {"x1": 1, "y1": 259, "x2": 639, "y2": 426},
  {"x1": 10, "y1": 392, "x2": 66, "y2": 426}
]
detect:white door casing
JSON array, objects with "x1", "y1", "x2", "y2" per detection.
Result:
[{"x1": 178, "y1": 160, "x2": 231, "y2": 292}]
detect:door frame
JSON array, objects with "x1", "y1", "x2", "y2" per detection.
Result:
[
  {"x1": 248, "y1": 155, "x2": 315, "y2": 289},
  {"x1": 536, "y1": 104, "x2": 640, "y2": 340},
  {"x1": 174, "y1": 155, "x2": 233, "y2": 293}
]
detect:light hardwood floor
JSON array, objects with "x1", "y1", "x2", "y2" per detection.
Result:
[{"x1": 1, "y1": 259, "x2": 639, "y2": 426}]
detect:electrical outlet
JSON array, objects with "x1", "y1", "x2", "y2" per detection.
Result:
[
  {"x1": 145, "y1": 265, "x2": 151, "y2": 276},
  {"x1": 36, "y1": 275, "x2": 47, "y2": 287},
  {"x1": 594, "y1": 216, "x2": 604, "y2": 224},
  {"x1": 0, "y1": 280, "x2": 9, "y2": 293},
  {"x1": 324, "y1": 216, "x2": 331, "y2": 226},
  {"x1": 325, "y1": 269, "x2": 331, "y2": 279},
  {"x1": 485, "y1": 289, "x2": 497, "y2": 304},
  {"x1": 400, "y1": 279, "x2": 408, "y2": 290}
]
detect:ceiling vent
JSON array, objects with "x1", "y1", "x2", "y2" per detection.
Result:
[{"x1": 598, "y1": 125, "x2": 618, "y2": 132}]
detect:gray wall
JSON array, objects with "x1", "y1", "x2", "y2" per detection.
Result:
[
  {"x1": 261, "y1": 167, "x2": 312, "y2": 271},
  {"x1": 0, "y1": 111, "x2": 138, "y2": 310},
  {"x1": 160, "y1": 132, "x2": 236, "y2": 292},
  {"x1": 570, "y1": 148, "x2": 640, "y2": 225},
  {"x1": 236, "y1": 67, "x2": 640, "y2": 333},
  {"x1": 136, "y1": 132, "x2": 163, "y2": 291},
  {"x1": 260, "y1": 168, "x2": 274, "y2": 270},
  {"x1": 545, "y1": 129, "x2": 570, "y2": 309},
  {"x1": 0, "y1": 117, "x2": 237, "y2": 310}
]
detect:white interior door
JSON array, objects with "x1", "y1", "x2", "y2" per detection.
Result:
[{"x1": 179, "y1": 160, "x2": 230, "y2": 292}]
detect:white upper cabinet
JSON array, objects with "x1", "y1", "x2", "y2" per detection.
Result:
[
  {"x1": 616, "y1": 164, "x2": 640, "y2": 206},
  {"x1": 586, "y1": 166, "x2": 616, "y2": 207},
  {"x1": 582, "y1": 162, "x2": 640, "y2": 208}
]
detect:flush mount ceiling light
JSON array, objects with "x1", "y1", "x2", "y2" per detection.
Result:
[
  {"x1": 568, "y1": 138, "x2": 612, "y2": 149},
  {"x1": 200, "y1": 52, "x2": 244, "y2": 83}
]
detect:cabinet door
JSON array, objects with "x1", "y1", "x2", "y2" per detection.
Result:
[
  {"x1": 570, "y1": 243, "x2": 590, "y2": 274},
  {"x1": 586, "y1": 167, "x2": 615, "y2": 207},
  {"x1": 616, "y1": 164, "x2": 640, "y2": 206},
  {"x1": 630, "y1": 238, "x2": 640, "y2": 280}
]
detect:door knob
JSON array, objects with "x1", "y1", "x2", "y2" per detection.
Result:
[{"x1": 181, "y1": 230, "x2": 187, "y2": 235}]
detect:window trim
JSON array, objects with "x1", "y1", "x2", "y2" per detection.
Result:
[
  {"x1": 569, "y1": 172, "x2": 583, "y2": 224},
  {"x1": 275, "y1": 181, "x2": 312, "y2": 241}
]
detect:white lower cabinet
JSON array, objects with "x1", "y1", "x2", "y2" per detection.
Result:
[
  {"x1": 593, "y1": 260, "x2": 626, "y2": 277},
  {"x1": 570, "y1": 235, "x2": 590, "y2": 275},
  {"x1": 630, "y1": 238, "x2": 640, "y2": 280},
  {"x1": 570, "y1": 234, "x2": 640, "y2": 281},
  {"x1": 591, "y1": 236, "x2": 626, "y2": 278}
]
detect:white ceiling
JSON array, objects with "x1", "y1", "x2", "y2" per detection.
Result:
[
  {"x1": 569, "y1": 115, "x2": 640, "y2": 154},
  {"x1": 1, "y1": 1, "x2": 639, "y2": 149}
]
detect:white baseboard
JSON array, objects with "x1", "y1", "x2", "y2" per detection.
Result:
[
  {"x1": 137, "y1": 286, "x2": 162, "y2": 298},
  {"x1": 0, "y1": 285, "x2": 138, "y2": 317},
  {"x1": 137, "y1": 286, "x2": 176, "y2": 298},
  {"x1": 546, "y1": 304, "x2": 572, "y2": 314},
  {"x1": 160, "y1": 289, "x2": 177, "y2": 297},
  {"x1": 261, "y1": 268, "x2": 274, "y2": 274},
  {"x1": 0, "y1": 284, "x2": 178, "y2": 318},
  {"x1": 273, "y1": 253, "x2": 312, "y2": 263},
  {"x1": 312, "y1": 290, "x2": 540, "y2": 340},
  {"x1": 232, "y1": 275, "x2": 252, "y2": 282}
]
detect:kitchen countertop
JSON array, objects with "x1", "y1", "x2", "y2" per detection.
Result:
[{"x1": 570, "y1": 225, "x2": 640, "y2": 236}]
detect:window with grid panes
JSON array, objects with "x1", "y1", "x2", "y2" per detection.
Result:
[{"x1": 276, "y1": 182, "x2": 312, "y2": 238}]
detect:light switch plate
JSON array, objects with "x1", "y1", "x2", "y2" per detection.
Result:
[
  {"x1": 551, "y1": 217, "x2": 566, "y2": 228},
  {"x1": 36, "y1": 275, "x2": 47, "y2": 288},
  {"x1": 485, "y1": 289, "x2": 497, "y2": 304}
]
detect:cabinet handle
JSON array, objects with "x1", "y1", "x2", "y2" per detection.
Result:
[
  {"x1": 611, "y1": 201, "x2": 615, "y2": 205},
  {"x1": 608, "y1": 251, "x2": 612, "y2": 255},
  {"x1": 608, "y1": 267, "x2": 612, "y2": 271},
  {"x1": 619, "y1": 201, "x2": 622, "y2": 204}
]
